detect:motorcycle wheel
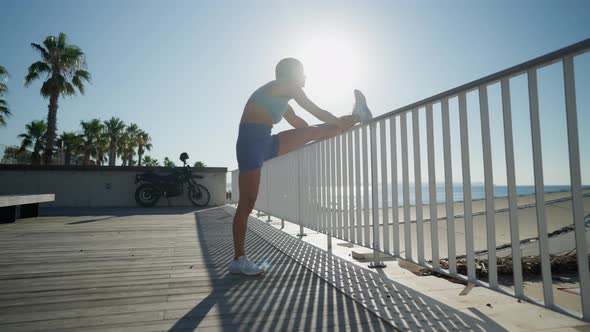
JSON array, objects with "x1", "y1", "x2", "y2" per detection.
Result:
[
  {"x1": 135, "y1": 184, "x2": 161, "y2": 207},
  {"x1": 188, "y1": 184, "x2": 210, "y2": 207}
]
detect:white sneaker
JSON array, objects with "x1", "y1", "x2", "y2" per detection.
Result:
[
  {"x1": 352, "y1": 89, "x2": 373, "y2": 124},
  {"x1": 229, "y1": 256, "x2": 264, "y2": 275}
]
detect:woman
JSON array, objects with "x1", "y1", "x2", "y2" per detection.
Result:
[{"x1": 230, "y1": 58, "x2": 372, "y2": 275}]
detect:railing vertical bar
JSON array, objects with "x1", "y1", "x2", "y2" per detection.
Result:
[
  {"x1": 342, "y1": 132, "x2": 349, "y2": 242},
  {"x1": 458, "y1": 92, "x2": 476, "y2": 281},
  {"x1": 348, "y1": 131, "x2": 355, "y2": 243},
  {"x1": 315, "y1": 142, "x2": 320, "y2": 232},
  {"x1": 563, "y1": 56, "x2": 590, "y2": 320},
  {"x1": 355, "y1": 128, "x2": 362, "y2": 245},
  {"x1": 328, "y1": 138, "x2": 334, "y2": 251},
  {"x1": 315, "y1": 142, "x2": 321, "y2": 232},
  {"x1": 479, "y1": 85, "x2": 498, "y2": 288},
  {"x1": 412, "y1": 109, "x2": 425, "y2": 264},
  {"x1": 322, "y1": 140, "x2": 327, "y2": 234},
  {"x1": 426, "y1": 103, "x2": 440, "y2": 270},
  {"x1": 527, "y1": 68, "x2": 553, "y2": 307},
  {"x1": 370, "y1": 122, "x2": 381, "y2": 255},
  {"x1": 297, "y1": 148, "x2": 303, "y2": 232},
  {"x1": 310, "y1": 144, "x2": 316, "y2": 231},
  {"x1": 362, "y1": 125, "x2": 371, "y2": 247},
  {"x1": 390, "y1": 116, "x2": 400, "y2": 256},
  {"x1": 380, "y1": 119, "x2": 390, "y2": 253},
  {"x1": 308, "y1": 146, "x2": 313, "y2": 230},
  {"x1": 308, "y1": 146, "x2": 312, "y2": 234},
  {"x1": 336, "y1": 135, "x2": 342, "y2": 239},
  {"x1": 313, "y1": 143, "x2": 322, "y2": 232},
  {"x1": 501, "y1": 78, "x2": 524, "y2": 297},
  {"x1": 441, "y1": 97, "x2": 456, "y2": 275},
  {"x1": 400, "y1": 113, "x2": 412, "y2": 260}
]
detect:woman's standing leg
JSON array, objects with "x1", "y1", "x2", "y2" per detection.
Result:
[{"x1": 232, "y1": 168, "x2": 261, "y2": 259}]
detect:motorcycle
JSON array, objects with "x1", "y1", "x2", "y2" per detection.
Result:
[{"x1": 134, "y1": 152, "x2": 210, "y2": 207}]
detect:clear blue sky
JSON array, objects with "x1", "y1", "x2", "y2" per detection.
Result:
[{"x1": 1, "y1": 0, "x2": 589, "y2": 185}]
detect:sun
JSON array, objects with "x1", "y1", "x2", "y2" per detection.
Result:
[{"x1": 296, "y1": 33, "x2": 362, "y2": 112}]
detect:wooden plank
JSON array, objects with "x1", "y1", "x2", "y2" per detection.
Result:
[{"x1": 0, "y1": 207, "x2": 393, "y2": 331}]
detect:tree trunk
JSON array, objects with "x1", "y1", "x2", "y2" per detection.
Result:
[
  {"x1": 109, "y1": 142, "x2": 116, "y2": 166},
  {"x1": 43, "y1": 93, "x2": 59, "y2": 165},
  {"x1": 65, "y1": 150, "x2": 71, "y2": 165},
  {"x1": 83, "y1": 152, "x2": 90, "y2": 166},
  {"x1": 137, "y1": 145, "x2": 143, "y2": 167}
]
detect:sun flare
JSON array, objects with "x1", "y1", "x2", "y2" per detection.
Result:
[{"x1": 296, "y1": 33, "x2": 362, "y2": 112}]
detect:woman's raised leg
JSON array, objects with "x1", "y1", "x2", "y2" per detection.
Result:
[{"x1": 277, "y1": 114, "x2": 359, "y2": 156}]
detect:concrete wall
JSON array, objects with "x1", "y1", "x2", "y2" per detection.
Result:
[{"x1": 0, "y1": 165, "x2": 227, "y2": 208}]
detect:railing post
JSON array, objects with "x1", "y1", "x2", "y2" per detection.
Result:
[
  {"x1": 501, "y1": 78, "x2": 524, "y2": 297},
  {"x1": 426, "y1": 103, "x2": 439, "y2": 271},
  {"x1": 297, "y1": 148, "x2": 307, "y2": 237},
  {"x1": 441, "y1": 97, "x2": 457, "y2": 275},
  {"x1": 563, "y1": 56, "x2": 590, "y2": 321},
  {"x1": 369, "y1": 122, "x2": 385, "y2": 268},
  {"x1": 412, "y1": 109, "x2": 425, "y2": 264},
  {"x1": 479, "y1": 84, "x2": 498, "y2": 288},
  {"x1": 390, "y1": 117, "x2": 400, "y2": 257},
  {"x1": 528, "y1": 68, "x2": 553, "y2": 307}
]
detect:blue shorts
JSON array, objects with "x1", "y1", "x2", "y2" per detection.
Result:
[{"x1": 236, "y1": 122, "x2": 280, "y2": 171}]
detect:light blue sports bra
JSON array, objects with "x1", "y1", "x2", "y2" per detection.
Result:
[{"x1": 249, "y1": 82, "x2": 291, "y2": 124}]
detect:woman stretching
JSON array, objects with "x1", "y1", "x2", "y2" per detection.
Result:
[{"x1": 230, "y1": 58, "x2": 373, "y2": 275}]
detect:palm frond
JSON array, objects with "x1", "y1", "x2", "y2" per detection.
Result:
[
  {"x1": 24, "y1": 61, "x2": 51, "y2": 86},
  {"x1": 30, "y1": 43, "x2": 50, "y2": 61},
  {"x1": 71, "y1": 75, "x2": 85, "y2": 94},
  {"x1": 24, "y1": 72, "x2": 40, "y2": 86},
  {"x1": 0, "y1": 101, "x2": 10, "y2": 126},
  {"x1": 62, "y1": 46, "x2": 85, "y2": 72},
  {"x1": 0, "y1": 83, "x2": 8, "y2": 94},
  {"x1": 57, "y1": 33, "x2": 67, "y2": 49},
  {"x1": 43, "y1": 35, "x2": 57, "y2": 52},
  {"x1": 62, "y1": 82, "x2": 76, "y2": 96},
  {"x1": 0, "y1": 65, "x2": 8, "y2": 76},
  {"x1": 40, "y1": 80, "x2": 53, "y2": 98},
  {"x1": 18, "y1": 138, "x2": 33, "y2": 152},
  {"x1": 0, "y1": 103, "x2": 11, "y2": 120}
]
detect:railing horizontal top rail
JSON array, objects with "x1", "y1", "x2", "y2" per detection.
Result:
[{"x1": 372, "y1": 38, "x2": 590, "y2": 122}]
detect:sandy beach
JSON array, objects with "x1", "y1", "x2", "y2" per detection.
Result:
[{"x1": 324, "y1": 189, "x2": 590, "y2": 261}]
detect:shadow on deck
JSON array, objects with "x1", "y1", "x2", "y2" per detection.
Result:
[{"x1": 0, "y1": 206, "x2": 504, "y2": 331}]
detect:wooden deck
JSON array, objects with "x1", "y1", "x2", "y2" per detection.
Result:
[{"x1": 0, "y1": 206, "x2": 394, "y2": 331}]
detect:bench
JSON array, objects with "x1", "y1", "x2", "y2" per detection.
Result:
[{"x1": 0, "y1": 194, "x2": 55, "y2": 223}]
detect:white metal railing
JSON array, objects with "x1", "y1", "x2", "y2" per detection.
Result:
[{"x1": 231, "y1": 39, "x2": 590, "y2": 321}]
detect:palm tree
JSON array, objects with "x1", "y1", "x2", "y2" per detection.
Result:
[
  {"x1": 104, "y1": 117, "x2": 126, "y2": 166},
  {"x1": 24, "y1": 33, "x2": 91, "y2": 164},
  {"x1": 163, "y1": 157, "x2": 175, "y2": 167},
  {"x1": 142, "y1": 156, "x2": 160, "y2": 167},
  {"x1": 136, "y1": 130, "x2": 152, "y2": 167},
  {"x1": 79, "y1": 119, "x2": 103, "y2": 165},
  {"x1": 56, "y1": 131, "x2": 81, "y2": 165},
  {"x1": 18, "y1": 120, "x2": 46, "y2": 165},
  {"x1": 193, "y1": 161, "x2": 207, "y2": 168},
  {"x1": 123, "y1": 123, "x2": 139, "y2": 166},
  {"x1": 96, "y1": 133, "x2": 109, "y2": 166},
  {"x1": 0, "y1": 65, "x2": 11, "y2": 126}
]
